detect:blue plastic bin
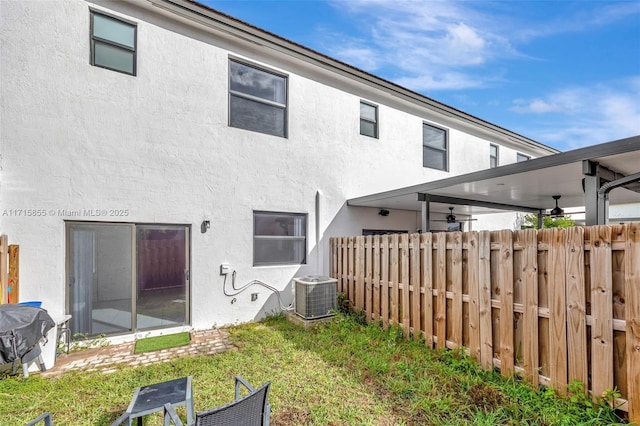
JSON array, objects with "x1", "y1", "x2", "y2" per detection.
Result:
[{"x1": 18, "y1": 301, "x2": 42, "y2": 308}]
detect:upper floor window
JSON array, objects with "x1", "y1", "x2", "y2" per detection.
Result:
[
  {"x1": 229, "y1": 60, "x2": 287, "y2": 137},
  {"x1": 90, "y1": 12, "x2": 136, "y2": 75},
  {"x1": 253, "y1": 211, "x2": 306, "y2": 266},
  {"x1": 360, "y1": 101, "x2": 378, "y2": 138},
  {"x1": 490, "y1": 144, "x2": 499, "y2": 168},
  {"x1": 517, "y1": 153, "x2": 531, "y2": 162},
  {"x1": 423, "y1": 123, "x2": 448, "y2": 171}
]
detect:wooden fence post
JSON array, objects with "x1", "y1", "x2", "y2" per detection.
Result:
[
  {"x1": 565, "y1": 226, "x2": 587, "y2": 392},
  {"x1": 497, "y1": 230, "x2": 515, "y2": 377},
  {"x1": 381, "y1": 235, "x2": 390, "y2": 328},
  {"x1": 625, "y1": 222, "x2": 640, "y2": 423},
  {"x1": 400, "y1": 234, "x2": 410, "y2": 337},
  {"x1": 434, "y1": 232, "x2": 447, "y2": 349},
  {"x1": 466, "y1": 231, "x2": 480, "y2": 361},
  {"x1": 478, "y1": 231, "x2": 493, "y2": 369},
  {"x1": 421, "y1": 233, "x2": 434, "y2": 347},
  {"x1": 365, "y1": 235, "x2": 373, "y2": 320},
  {"x1": 390, "y1": 234, "x2": 400, "y2": 328},
  {"x1": 546, "y1": 228, "x2": 568, "y2": 394},
  {"x1": 410, "y1": 233, "x2": 421, "y2": 339},
  {"x1": 8, "y1": 245, "x2": 19, "y2": 304},
  {"x1": 590, "y1": 225, "x2": 614, "y2": 403},
  {"x1": 450, "y1": 232, "x2": 463, "y2": 347},
  {"x1": 518, "y1": 229, "x2": 539, "y2": 388},
  {"x1": 372, "y1": 235, "x2": 381, "y2": 322}
]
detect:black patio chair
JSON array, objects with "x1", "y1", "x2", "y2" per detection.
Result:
[
  {"x1": 25, "y1": 412, "x2": 53, "y2": 426},
  {"x1": 163, "y1": 376, "x2": 270, "y2": 426}
]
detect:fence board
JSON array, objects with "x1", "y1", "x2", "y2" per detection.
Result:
[
  {"x1": 410, "y1": 233, "x2": 421, "y2": 339},
  {"x1": 565, "y1": 226, "x2": 588, "y2": 392},
  {"x1": 365, "y1": 235, "x2": 373, "y2": 320},
  {"x1": 434, "y1": 232, "x2": 447, "y2": 349},
  {"x1": 466, "y1": 232, "x2": 480, "y2": 361},
  {"x1": 390, "y1": 234, "x2": 400, "y2": 327},
  {"x1": 450, "y1": 232, "x2": 463, "y2": 347},
  {"x1": 401, "y1": 234, "x2": 410, "y2": 337},
  {"x1": 422, "y1": 233, "x2": 434, "y2": 347},
  {"x1": 355, "y1": 236, "x2": 365, "y2": 311},
  {"x1": 381, "y1": 236, "x2": 390, "y2": 327},
  {"x1": 625, "y1": 223, "x2": 640, "y2": 423},
  {"x1": 546, "y1": 228, "x2": 568, "y2": 394},
  {"x1": 590, "y1": 225, "x2": 614, "y2": 403},
  {"x1": 479, "y1": 231, "x2": 493, "y2": 369},
  {"x1": 373, "y1": 236, "x2": 381, "y2": 321},
  {"x1": 8, "y1": 245, "x2": 19, "y2": 304},
  {"x1": 517, "y1": 229, "x2": 539, "y2": 388},
  {"x1": 497, "y1": 230, "x2": 515, "y2": 377}
]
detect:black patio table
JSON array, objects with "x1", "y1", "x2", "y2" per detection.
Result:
[
  {"x1": 0, "y1": 304, "x2": 55, "y2": 376},
  {"x1": 115, "y1": 376, "x2": 194, "y2": 425}
]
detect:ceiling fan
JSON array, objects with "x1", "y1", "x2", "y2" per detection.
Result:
[
  {"x1": 543, "y1": 195, "x2": 584, "y2": 218},
  {"x1": 432, "y1": 207, "x2": 478, "y2": 223}
]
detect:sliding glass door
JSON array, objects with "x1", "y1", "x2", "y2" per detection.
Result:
[{"x1": 67, "y1": 223, "x2": 189, "y2": 337}]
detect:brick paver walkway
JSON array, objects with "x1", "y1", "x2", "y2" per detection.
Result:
[{"x1": 41, "y1": 329, "x2": 235, "y2": 377}]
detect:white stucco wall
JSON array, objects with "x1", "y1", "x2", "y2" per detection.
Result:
[{"x1": 0, "y1": 0, "x2": 546, "y2": 333}]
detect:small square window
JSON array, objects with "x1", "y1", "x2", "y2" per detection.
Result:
[
  {"x1": 423, "y1": 123, "x2": 448, "y2": 171},
  {"x1": 229, "y1": 60, "x2": 288, "y2": 137},
  {"x1": 90, "y1": 12, "x2": 136, "y2": 75},
  {"x1": 490, "y1": 144, "x2": 499, "y2": 168},
  {"x1": 360, "y1": 101, "x2": 378, "y2": 138},
  {"x1": 517, "y1": 153, "x2": 531, "y2": 162},
  {"x1": 253, "y1": 211, "x2": 306, "y2": 266}
]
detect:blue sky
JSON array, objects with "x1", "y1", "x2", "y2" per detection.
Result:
[{"x1": 203, "y1": 0, "x2": 640, "y2": 151}]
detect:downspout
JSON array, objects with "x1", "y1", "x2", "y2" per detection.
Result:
[{"x1": 596, "y1": 172, "x2": 640, "y2": 225}]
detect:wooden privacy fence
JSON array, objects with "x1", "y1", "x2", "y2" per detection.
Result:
[
  {"x1": 0, "y1": 234, "x2": 20, "y2": 304},
  {"x1": 330, "y1": 223, "x2": 640, "y2": 422}
]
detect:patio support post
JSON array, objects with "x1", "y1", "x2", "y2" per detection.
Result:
[
  {"x1": 537, "y1": 211, "x2": 544, "y2": 229},
  {"x1": 420, "y1": 194, "x2": 430, "y2": 233},
  {"x1": 583, "y1": 160, "x2": 601, "y2": 225}
]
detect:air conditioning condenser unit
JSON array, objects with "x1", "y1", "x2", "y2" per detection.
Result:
[{"x1": 293, "y1": 275, "x2": 337, "y2": 320}]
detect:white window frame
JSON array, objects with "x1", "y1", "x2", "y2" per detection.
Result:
[
  {"x1": 517, "y1": 153, "x2": 531, "y2": 162},
  {"x1": 90, "y1": 11, "x2": 137, "y2": 76},
  {"x1": 422, "y1": 123, "x2": 449, "y2": 171},
  {"x1": 360, "y1": 101, "x2": 378, "y2": 138},
  {"x1": 253, "y1": 211, "x2": 307, "y2": 266},
  {"x1": 490, "y1": 144, "x2": 499, "y2": 168},
  {"x1": 229, "y1": 59, "x2": 288, "y2": 138}
]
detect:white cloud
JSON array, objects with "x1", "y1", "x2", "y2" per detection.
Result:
[
  {"x1": 510, "y1": 79, "x2": 640, "y2": 149},
  {"x1": 324, "y1": 0, "x2": 510, "y2": 89}
]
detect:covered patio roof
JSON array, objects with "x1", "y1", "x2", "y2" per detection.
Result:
[{"x1": 348, "y1": 135, "x2": 640, "y2": 229}]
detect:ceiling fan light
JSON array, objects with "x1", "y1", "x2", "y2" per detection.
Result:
[
  {"x1": 550, "y1": 206, "x2": 565, "y2": 218},
  {"x1": 550, "y1": 194, "x2": 564, "y2": 218}
]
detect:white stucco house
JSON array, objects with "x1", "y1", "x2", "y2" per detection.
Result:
[{"x1": 0, "y1": 0, "x2": 559, "y2": 341}]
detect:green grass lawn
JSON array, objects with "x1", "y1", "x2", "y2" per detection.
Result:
[
  {"x1": 0, "y1": 313, "x2": 627, "y2": 425},
  {"x1": 134, "y1": 332, "x2": 191, "y2": 354}
]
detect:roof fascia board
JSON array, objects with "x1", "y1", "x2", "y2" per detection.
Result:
[
  {"x1": 148, "y1": 0, "x2": 557, "y2": 155},
  {"x1": 348, "y1": 135, "x2": 640, "y2": 205}
]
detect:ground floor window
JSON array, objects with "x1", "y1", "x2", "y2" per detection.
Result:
[
  {"x1": 253, "y1": 211, "x2": 307, "y2": 266},
  {"x1": 66, "y1": 222, "x2": 190, "y2": 337}
]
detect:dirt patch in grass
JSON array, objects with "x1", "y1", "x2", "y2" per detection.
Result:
[
  {"x1": 467, "y1": 382, "x2": 506, "y2": 412},
  {"x1": 271, "y1": 407, "x2": 311, "y2": 425}
]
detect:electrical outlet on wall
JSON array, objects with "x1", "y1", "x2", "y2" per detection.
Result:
[{"x1": 220, "y1": 263, "x2": 231, "y2": 275}]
